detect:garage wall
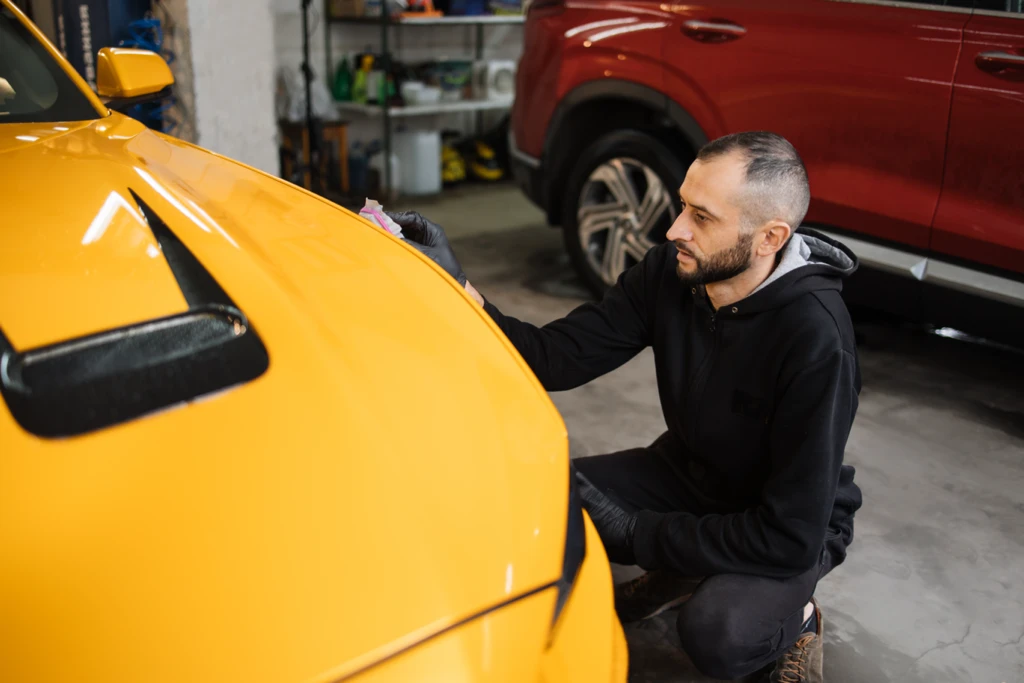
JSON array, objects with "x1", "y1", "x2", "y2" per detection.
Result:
[{"x1": 187, "y1": 0, "x2": 278, "y2": 173}]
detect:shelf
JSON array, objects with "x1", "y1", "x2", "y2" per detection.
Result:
[
  {"x1": 328, "y1": 14, "x2": 524, "y2": 25},
  {"x1": 336, "y1": 98, "x2": 512, "y2": 118}
]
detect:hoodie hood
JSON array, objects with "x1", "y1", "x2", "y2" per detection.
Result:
[{"x1": 739, "y1": 229, "x2": 858, "y2": 314}]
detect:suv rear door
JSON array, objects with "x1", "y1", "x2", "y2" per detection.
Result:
[
  {"x1": 923, "y1": 2, "x2": 1024, "y2": 341},
  {"x1": 930, "y1": 3, "x2": 1024, "y2": 281},
  {"x1": 661, "y1": 0, "x2": 969, "y2": 251}
]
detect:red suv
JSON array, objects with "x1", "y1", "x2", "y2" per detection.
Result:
[{"x1": 509, "y1": 0, "x2": 1024, "y2": 346}]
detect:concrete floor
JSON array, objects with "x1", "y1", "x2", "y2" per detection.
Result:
[{"x1": 396, "y1": 184, "x2": 1024, "y2": 683}]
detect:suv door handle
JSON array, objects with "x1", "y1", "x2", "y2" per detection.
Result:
[
  {"x1": 682, "y1": 19, "x2": 746, "y2": 42},
  {"x1": 975, "y1": 51, "x2": 1024, "y2": 73}
]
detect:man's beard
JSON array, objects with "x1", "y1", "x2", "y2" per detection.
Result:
[{"x1": 675, "y1": 231, "x2": 755, "y2": 287}]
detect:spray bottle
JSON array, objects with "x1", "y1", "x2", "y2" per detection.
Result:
[{"x1": 352, "y1": 55, "x2": 373, "y2": 104}]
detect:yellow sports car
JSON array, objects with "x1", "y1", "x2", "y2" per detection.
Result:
[{"x1": 0, "y1": 2, "x2": 627, "y2": 681}]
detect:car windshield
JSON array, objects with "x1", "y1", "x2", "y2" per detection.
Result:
[{"x1": 0, "y1": 5, "x2": 100, "y2": 124}]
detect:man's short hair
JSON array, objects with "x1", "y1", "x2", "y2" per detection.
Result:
[{"x1": 696, "y1": 131, "x2": 810, "y2": 231}]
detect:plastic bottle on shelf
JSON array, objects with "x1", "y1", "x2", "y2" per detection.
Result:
[
  {"x1": 379, "y1": 72, "x2": 400, "y2": 107},
  {"x1": 332, "y1": 56, "x2": 353, "y2": 101},
  {"x1": 385, "y1": 74, "x2": 402, "y2": 106},
  {"x1": 367, "y1": 54, "x2": 386, "y2": 105},
  {"x1": 352, "y1": 55, "x2": 372, "y2": 104}
]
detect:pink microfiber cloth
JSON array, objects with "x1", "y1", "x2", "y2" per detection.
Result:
[{"x1": 359, "y1": 199, "x2": 404, "y2": 239}]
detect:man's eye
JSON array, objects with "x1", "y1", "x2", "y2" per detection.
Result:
[{"x1": 695, "y1": 214, "x2": 708, "y2": 223}]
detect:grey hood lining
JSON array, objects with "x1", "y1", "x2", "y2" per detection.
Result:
[
  {"x1": 805, "y1": 232, "x2": 856, "y2": 272},
  {"x1": 750, "y1": 233, "x2": 855, "y2": 296}
]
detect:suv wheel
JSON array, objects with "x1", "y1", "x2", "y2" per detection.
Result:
[{"x1": 562, "y1": 130, "x2": 689, "y2": 295}]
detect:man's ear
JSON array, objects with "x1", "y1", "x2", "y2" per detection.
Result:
[{"x1": 757, "y1": 221, "x2": 792, "y2": 257}]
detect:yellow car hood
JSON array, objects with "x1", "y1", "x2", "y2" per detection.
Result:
[{"x1": 0, "y1": 117, "x2": 570, "y2": 682}]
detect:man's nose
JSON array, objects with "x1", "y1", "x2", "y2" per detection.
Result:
[{"x1": 666, "y1": 215, "x2": 692, "y2": 242}]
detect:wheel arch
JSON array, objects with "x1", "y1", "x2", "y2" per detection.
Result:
[
  {"x1": 540, "y1": 80, "x2": 708, "y2": 225},
  {"x1": 561, "y1": 129, "x2": 688, "y2": 296}
]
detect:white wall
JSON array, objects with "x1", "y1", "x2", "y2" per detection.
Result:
[{"x1": 187, "y1": 0, "x2": 278, "y2": 173}]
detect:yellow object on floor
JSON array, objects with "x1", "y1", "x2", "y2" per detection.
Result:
[
  {"x1": 442, "y1": 141, "x2": 466, "y2": 184},
  {"x1": 470, "y1": 140, "x2": 505, "y2": 182}
]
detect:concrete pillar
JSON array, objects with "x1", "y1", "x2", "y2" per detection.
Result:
[
  {"x1": 183, "y1": 0, "x2": 278, "y2": 174},
  {"x1": 152, "y1": 0, "x2": 198, "y2": 145}
]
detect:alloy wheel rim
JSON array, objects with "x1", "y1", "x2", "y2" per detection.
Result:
[{"x1": 577, "y1": 158, "x2": 676, "y2": 286}]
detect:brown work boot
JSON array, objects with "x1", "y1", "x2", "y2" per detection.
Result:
[
  {"x1": 614, "y1": 570, "x2": 703, "y2": 623},
  {"x1": 765, "y1": 598, "x2": 824, "y2": 682}
]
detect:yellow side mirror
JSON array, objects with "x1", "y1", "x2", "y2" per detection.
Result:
[{"x1": 96, "y1": 47, "x2": 174, "y2": 103}]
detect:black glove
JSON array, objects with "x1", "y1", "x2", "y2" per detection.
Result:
[
  {"x1": 386, "y1": 211, "x2": 467, "y2": 286},
  {"x1": 575, "y1": 470, "x2": 638, "y2": 565}
]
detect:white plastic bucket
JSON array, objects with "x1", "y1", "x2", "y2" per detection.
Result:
[{"x1": 394, "y1": 129, "x2": 442, "y2": 196}]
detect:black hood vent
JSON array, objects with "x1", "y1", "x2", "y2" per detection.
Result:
[{"x1": 0, "y1": 191, "x2": 269, "y2": 438}]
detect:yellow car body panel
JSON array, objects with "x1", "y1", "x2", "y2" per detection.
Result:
[
  {"x1": 331, "y1": 518, "x2": 626, "y2": 683},
  {"x1": 345, "y1": 589, "x2": 558, "y2": 683},
  {"x1": 0, "y1": 118, "x2": 190, "y2": 349},
  {"x1": 0, "y1": 3, "x2": 627, "y2": 681}
]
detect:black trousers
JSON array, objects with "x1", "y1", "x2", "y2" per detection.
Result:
[{"x1": 575, "y1": 447, "x2": 848, "y2": 680}]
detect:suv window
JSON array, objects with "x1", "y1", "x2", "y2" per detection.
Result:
[
  {"x1": 973, "y1": 0, "x2": 1024, "y2": 12},
  {"x1": 827, "y1": 1, "x2": 975, "y2": 11},
  {"x1": 886, "y1": 1, "x2": 973, "y2": 7},
  {"x1": 0, "y1": 6, "x2": 100, "y2": 124},
  {"x1": 892, "y1": 0, "x2": 1024, "y2": 10}
]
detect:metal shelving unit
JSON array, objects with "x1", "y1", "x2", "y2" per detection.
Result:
[{"x1": 323, "y1": 4, "x2": 524, "y2": 196}]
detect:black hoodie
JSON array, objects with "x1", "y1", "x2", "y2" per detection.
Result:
[{"x1": 483, "y1": 229, "x2": 863, "y2": 579}]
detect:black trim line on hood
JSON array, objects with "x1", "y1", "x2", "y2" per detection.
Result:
[
  {"x1": 0, "y1": 190, "x2": 269, "y2": 438},
  {"x1": 552, "y1": 459, "x2": 587, "y2": 630},
  {"x1": 131, "y1": 190, "x2": 233, "y2": 308},
  {"x1": 328, "y1": 581, "x2": 561, "y2": 682}
]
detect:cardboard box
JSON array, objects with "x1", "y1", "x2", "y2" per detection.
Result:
[{"x1": 330, "y1": 0, "x2": 366, "y2": 17}]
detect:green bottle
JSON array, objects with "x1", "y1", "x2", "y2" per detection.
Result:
[
  {"x1": 332, "y1": 57, "x2": 352, "y2": 102},
  {"x1": 386, "y1": 75, "x2": 397, "y2": 105}
]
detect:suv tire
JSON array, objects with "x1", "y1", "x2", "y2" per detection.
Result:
[{"x1": 562, "y1": 130, "x2": 690, "y2": 296}]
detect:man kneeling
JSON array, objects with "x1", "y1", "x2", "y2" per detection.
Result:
[{"x1": 389, "y1": 131, "x2": 863, "y2": 682}]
